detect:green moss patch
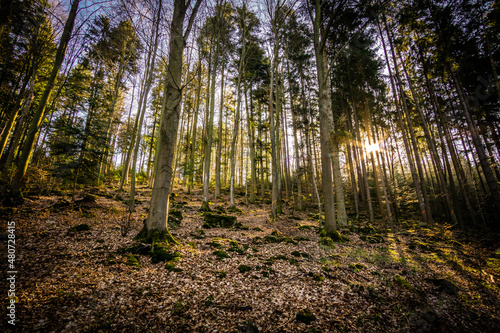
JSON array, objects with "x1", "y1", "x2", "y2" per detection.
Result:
[
  {"x1": 125, "y1": 254, "x2": 140, "y2": 267},
  {"x1": 213, "y1": 250, "x2": 230, "y2": 259},
  {"x1": 320, "y1": 229, "x2": 349, "y2": 243},
  {"x1": 319, "y1": 237, "x2": 335, "y2": 249},
  {"x1": 151, "y1": 243, "x2": 182, "y2": 264},
  {"x1": 409, "y1": 240, "x2": 433, "y2": 252},
  {"x1": 238, "y1": 264, "x2": 252, "y2": 273},
  {"x1": 234, "y1": 222, "x2": 249, "y2": 230},
  {"x1": 394, "y1": 275, "x2": 413, "y2": 291}
]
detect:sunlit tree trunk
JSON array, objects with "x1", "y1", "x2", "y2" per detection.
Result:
[{"x1": 141, "y1": 0, "x2": 202, "y2": 241}]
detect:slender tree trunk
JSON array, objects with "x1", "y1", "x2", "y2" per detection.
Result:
[
  {"x1": 142, "y1": 0, "x2": 202, "y2": 240},
  {"x1": 215, "y1": 60, "x2": 225, "y2": 198}
]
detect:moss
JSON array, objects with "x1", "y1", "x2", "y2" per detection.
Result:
[
  {"x1": 214, "y1": 271, "x2": 226, "y2": 279},
  {"x1": 234, "y1": 222, "x2": 249, "y2": 230},
  {"x1": 227, "y1": 206, "x2": 243, "y2": 213},
  {"x1": 292, "y1": 251, "x2": 310, "y2": 258},
  {"x1": 229, "y1": 240, "x2": 239, "y2": 247},
  {"x1": 238, "y1": 264, "x2": 252, "y2": 273},
  {"x1": 186, "y1": 241, "x2": 196, "y2": 249},
  {"x1": 203, "y1": 213, "x2": 237, "y2": 228},
  {"x1": 320, "y1": 229, "x2": 349, "y2": 243},
  {"x1": 252, "y1": 227, "x2": 263, "y2": 231},
  {"x1": 116, "y1": 243, "x2": 152, "y2": 255},
  {"x1": 103, "y1": 255, "x2": 116, "y2": 266},
  {"x1": 296, "y1": 309, "x2": 316, "y2": 324},
  {"x1": 165, "y1": 262, "x2": 183, "y2": 272},
  {"x1": 69, "y1": 223, "x2": 91, "y2": 232},
  {"x1": 214, "y1": 205, "x2": 226, "y2": 214},
  {"x1": 134, "y1": 223, "x2": 179, "y2": 245},
  {"x1": 271, "y1": 230, "x2": 281, "y2": 237},
  {"x1": 319, "y1": 237, "x2": 335, "y2": 249},
  {"x1": 309, "y1": 272, "x2": 324, "y2": 282},
  {"x1": 151, "y1": 243, "x2": 182, "y2": 264},
  {"x1": 213, "y1": 250, "x2": 230, "y2": 259},
  {"x1": 207, "y1": 241, "x2": 223, "y2": 248},
  {"x1": 168, "y1": 209, "x2": 183, "y2": 228},
  {"x1": 360, "y1": 235, "x2": 385, "y2": 244},
  {"x1": 409, "y1": 240, "x2": 433, "y2": 252},
  {"x1": 394, "y1": 275, "x2": 412, "y2": 291},
  {"x1": 359, "y1": 224, "x2": 379, "y2": 235},
  {"x1": 293, "y1": 236, "x2": 310, "y2": 242},
  {"x1": 297, "y1": 224, "x2": 313, "y2": 230},
  {"x1": 348, "y1": 263, "x2": 366, "y2": 272},
  {"x1": 124, "y1": 254, "x2": 140, "y2": 267}
]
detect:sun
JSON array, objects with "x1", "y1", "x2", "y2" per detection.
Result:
[{"x1": 364, "y1": 141, "x2": 380, "y2": 154}]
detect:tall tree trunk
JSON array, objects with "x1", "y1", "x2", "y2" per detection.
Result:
[
  {"x1": 215, "y1": 60, "x2": 225, "y2": 198},
  {"x1": 141, "y1": 0, "x2": 202, "y2": 241}
]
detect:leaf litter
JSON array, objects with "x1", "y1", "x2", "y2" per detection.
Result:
[{"x1": 1, "y1": 185, "x2": 500, "y2": 332}]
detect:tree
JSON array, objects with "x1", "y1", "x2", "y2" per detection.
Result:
[
  {"x1": 10, "y1": 0, "x2": 80, "y2": 197},
  {"x1": 137, "y1": 0, "x2": 202, "y2": 243}
]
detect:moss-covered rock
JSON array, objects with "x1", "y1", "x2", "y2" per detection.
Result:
[
  {"x1": 213, "y1": 250, "x2": 230, "y2": 259},
  {"x1": 296, "y1": 309, "x2": 316, "y2": 324},
  {"x1": 238, "y1": 264, "x2": 252, "y2": 273},
  {"x1": 203, "y1": 213, "x2": 237, "y2": 228}
]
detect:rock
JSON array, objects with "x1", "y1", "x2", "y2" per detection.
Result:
[{"x1": 202, "y1": 213, "x2": 237, "y2": 228}]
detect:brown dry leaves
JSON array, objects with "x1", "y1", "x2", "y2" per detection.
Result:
[{"x1": 1, "y1": 186, "x2": 500, "y2": 332}]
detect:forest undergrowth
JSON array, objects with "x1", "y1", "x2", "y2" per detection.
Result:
[{"x1": 1, "y1": 184, "x2": 500, "y2": 332}]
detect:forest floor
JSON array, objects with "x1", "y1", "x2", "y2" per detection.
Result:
[{"x1": 1, "y1": 184, "x2": 500, "y2": 332}]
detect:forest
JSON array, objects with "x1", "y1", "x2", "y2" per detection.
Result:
[{"x1": 1, "y1": 0, "x2": 500, "y2": 331}]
